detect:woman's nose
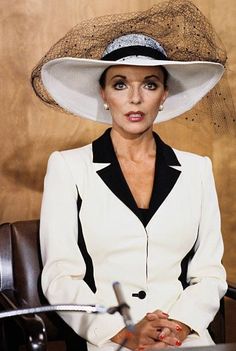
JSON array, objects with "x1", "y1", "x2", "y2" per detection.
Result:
[{"x1": 130, "y1": 87, "x2": 142, "y2": 104}]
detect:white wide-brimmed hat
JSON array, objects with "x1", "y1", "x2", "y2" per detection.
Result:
[
  {"x1": 32, "y1": 1, "x2": 228, "y2": 125},
  {"x1": 41, "y1": 33, "x2": 224, "y2": 124}
]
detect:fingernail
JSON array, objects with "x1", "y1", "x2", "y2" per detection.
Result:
[
  {"x1": 162, "y1": 312, "x2": 169, "y2": 316},
  {"x1": 176, "y1": 325, "x2": 182, "y2": 331},
  {"x1": 176, "y1": 340, "x2": 182, "y2": 346},
  {"x1": 159, "y1": 334, "x2": 165, "y2": 340},
  {"x1": 125, "y1": 331, "x2": 133, "y2": 338}
]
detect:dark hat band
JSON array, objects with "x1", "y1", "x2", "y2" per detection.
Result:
[{"x1": 101, "y1": 45, "x2": 168, "y2": 61}]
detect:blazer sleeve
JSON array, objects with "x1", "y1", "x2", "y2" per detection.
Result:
[
  {"x1": 168, "y1": 156, "x2": 227, "y2": 335},
  {"x1": 40, "y1": 151, "x2": 124, "y2": 346}
]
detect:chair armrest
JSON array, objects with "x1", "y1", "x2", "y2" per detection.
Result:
[
  {"x1": 0, "y1": 291, "x2": 47, "y2": 351},
  {"x1": 226, "y1": 281, "x2": 236, "y2": 300}
]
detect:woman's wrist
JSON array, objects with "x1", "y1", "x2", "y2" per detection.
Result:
[
  {"x1": 111, "y1": 328, "x2": 136, "y2": 349},
  {"x1": 111, "y1": 328, "x2": 126, "y2": 344}
]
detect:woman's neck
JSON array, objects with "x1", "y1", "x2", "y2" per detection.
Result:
[{"x1": 110, "y1": 128, "x2": 156, "y2": 162}]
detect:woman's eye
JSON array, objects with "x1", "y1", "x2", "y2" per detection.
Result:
[
  {"x1": 113, "y1": 81, "x2": 126, "y2": 90},
  {"x1": 144, "y1": 81, "x2": 158, "y2": 90}
]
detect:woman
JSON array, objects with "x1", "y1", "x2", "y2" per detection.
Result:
[{"x1": 32, "y1": 2, "x2": 228, "y2": 350}]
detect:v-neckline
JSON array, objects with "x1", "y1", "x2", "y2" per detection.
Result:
[{"x1": 93, "y1": 128, "x2": 182, "y2": 227}]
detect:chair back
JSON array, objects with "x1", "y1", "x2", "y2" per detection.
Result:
[
  {"x1": 9, "y1": 220, "x2": 43, "y2": 306},
  {"x1": 0, "y1": 220, "x2": 86, "y2": 350}
]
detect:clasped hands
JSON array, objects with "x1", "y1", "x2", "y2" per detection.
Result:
[{"x1": 111, "y1": 310, "x2": 191, "y2": 350}]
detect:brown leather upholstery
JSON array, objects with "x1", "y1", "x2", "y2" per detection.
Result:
[
  {"x1": 10, "y1": 220, "x2": 63, "y2": 338},
  {"x1": 11, "y1": 220, "x2": 42, "y2": 305},
  {"x1": 0, "y1": 223, "x2": 13, "y2": 291},
  {"x1": 0, "y1": 220, "x2": 85, "y2": 350}
]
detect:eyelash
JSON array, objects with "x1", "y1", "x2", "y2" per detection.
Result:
[
  {"x1": 144, "y1": 81, "x2": 158, "y2": 90},
  {"x1": 113, "y1": 80, "x2": 158, "y2": 90},
  {"x1": 113, "y1": 81, "x2": 126, "y2": 90}
]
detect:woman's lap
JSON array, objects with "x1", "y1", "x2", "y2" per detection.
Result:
[{"x1": 87, "y1": 330, "x2": 214, "y2": 351}]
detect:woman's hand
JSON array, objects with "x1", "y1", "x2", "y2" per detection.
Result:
[
  {"x1": 146, "y1": 313, "x2": 191, "y2": 349},
  {"x1": 158, "y1": 319, "x2": 191, "y2": 346},
  {"x1": 111, "y1": 310, "x2": 186, "y2": 350}
]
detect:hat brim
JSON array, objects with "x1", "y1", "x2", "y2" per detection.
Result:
[{"x1": 41, "y1": 57, "x2": 224, "y2": 123}]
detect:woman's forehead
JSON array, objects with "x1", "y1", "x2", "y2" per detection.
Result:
[{"x1": 106, "y1": 65, "x2": 164, "y2": 78}]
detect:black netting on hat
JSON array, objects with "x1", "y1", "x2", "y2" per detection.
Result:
[{"x1": 31, "y1": 0, "x2": 236, "y2": 134}]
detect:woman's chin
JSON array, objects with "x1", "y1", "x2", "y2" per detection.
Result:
[{"x1": 114, "y1": 123, "x2": 153, "y2": 137}]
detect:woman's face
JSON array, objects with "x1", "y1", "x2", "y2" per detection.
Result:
[{"x1": 100, "y1": 65, "x2": 168, "y2": 137}]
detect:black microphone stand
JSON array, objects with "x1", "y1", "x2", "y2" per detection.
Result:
[
  {"x1": 0, "y1": 303, "x2": 108, "y2": 351},
  {"x1": 0, "y1": 282, "x2": 134, "y2": 351},
  {"x1": 0, "y1": 303, "x2": 107, "y2": 319}
]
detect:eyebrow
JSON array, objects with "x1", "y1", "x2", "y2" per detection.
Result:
[
  {"x1": 144, "y1": 75, "x2": 162, "y2": 80},
  {"x1": 111, "y1": 75, "x2": 126, "y2": 80},
  {"x1": 110, "y1": 74, "x2": 162, "y2": 80}
]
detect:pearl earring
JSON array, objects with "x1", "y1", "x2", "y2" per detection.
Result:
[
  {"x1": 159, "y1": 104, "x2": 164, "y2": 111},
  {"x1": 104, "y1": 103, "x2": 109, "y2": 110}
]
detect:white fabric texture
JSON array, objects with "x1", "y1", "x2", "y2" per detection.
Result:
[{"x1": 40, "y1": 134, "x2": 227, "y2": 348}]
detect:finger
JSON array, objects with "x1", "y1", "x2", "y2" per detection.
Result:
[
  {"x1": 138, "y1": 335, "x2": 158, "y2": 346},
  {"x1": 161, "y1": 334, "x2": 182, "y2": 347},
  {"x1": 147, "y1": 318, "x2": 174, "y2": 330},
  {"x1": 158, "y1": 319, "x2": 183, "y2": 334},
  {"x1": 146, "y1": 312, "x2": 158, "y2": 321},
  {"x1": 143, "y1": 314, "x2": 164, "y2": 330},
  {"x1": 154, "y1": 310, "x2": 169, "y2": 319},
  {"x1": 139, "y1": 327, "x2": 162, "y2": 344},
  {"x1": 159, "y1": 327, "x2": 171, "y2": 341},
  {"x1": 136, "y1": 322, "x2": 161, "y2": 340}
]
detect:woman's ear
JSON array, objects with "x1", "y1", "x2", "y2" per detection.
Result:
[
  {"x1": 160, "y1": 88, "x2": 169, "y2": 107},
  {"x1": 100, "y1": 88, "x2": 106, "y2": 102},
  {"x1": 162, "y1": 88, "x2": 169, "y2": 104},
  {"x1": 100, "y1": 88, "x2": 109, "y2": 111}
]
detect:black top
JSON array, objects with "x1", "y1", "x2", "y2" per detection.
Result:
[
  {"x1": 139, "y1": 207, "x2": 151, "y2": 227},
  {"x1": 93, "y1": 128, "x2": 181, "y2": 228}
]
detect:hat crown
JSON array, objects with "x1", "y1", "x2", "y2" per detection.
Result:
[{"x1": 102, "y1": 33, "x2": 167, "y2": 58}]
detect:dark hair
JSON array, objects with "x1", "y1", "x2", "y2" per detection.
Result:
[
  {"x1": 99, "y1": 67, "x2": 110, "y2": 89},
  {"x1": 99, "y1": 65, "x2": 169, "y2": 89}
]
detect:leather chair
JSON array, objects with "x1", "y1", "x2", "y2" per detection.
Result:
[
  {"x1": 0, "y1": 220, "x2": 86, "y2": 351},
  {"x1": 0, "y1": 220, "x2": 235, "y2": 350}
]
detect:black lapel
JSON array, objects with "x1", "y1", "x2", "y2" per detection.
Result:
[
  {"x1": 92, "y1": 128, "x2": 182, "y2": 226},
  {"x1": 93, "y1": 128, "x2": 139, "y2": 217},
  {"x1": 147, "y1": 133, "x2": 182, "y2": 223}
]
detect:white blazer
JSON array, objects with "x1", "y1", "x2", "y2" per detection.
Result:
[{"x1": 40, "y1": 128, "x2": 227, "y2": 347}]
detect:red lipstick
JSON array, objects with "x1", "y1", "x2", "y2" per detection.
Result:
[{"x1": 125, "y1": 111, "x2": 144, "y2": 122}]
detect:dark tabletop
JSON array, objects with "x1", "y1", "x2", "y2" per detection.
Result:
[
  {"x1": 149, "y1": 344, "x2": 236, "y2": 351},
  {"x1": 175, "y1": 344, "x2": 235, "y2": 351}
]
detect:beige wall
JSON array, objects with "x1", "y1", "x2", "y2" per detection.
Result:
[{"x1": 0, "y1": 0, "x2": 235, "y2": 280}]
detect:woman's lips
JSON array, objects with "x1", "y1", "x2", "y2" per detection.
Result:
[{"x1": 125, "y1": 111, "x2": 144, "y2": 122}]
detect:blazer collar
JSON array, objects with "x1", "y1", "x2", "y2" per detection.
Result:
[
  {"x1": 92, "y1": 128, "x2": 181, "y2": 226},
  {"x1": 92, "y1": 128, "x2": 181, "y2": 167}
]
